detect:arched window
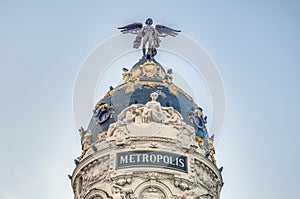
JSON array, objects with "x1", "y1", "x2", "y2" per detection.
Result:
[
  {"x1": 135, "y1": 180, "x2": 174, "y2": 199},
  {"x1": 85, "y1": 189, "x2": 108, "y2": 199}
]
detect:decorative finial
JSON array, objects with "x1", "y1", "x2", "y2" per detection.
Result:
[
  {"x1": 74, "y1": 159, "x2": 79, "y2": 166},
  {"x1": 68, "y1": 174, "x2": 72, "y2": 180},
  {"x1": 219, "y1": 166, "x2": 224, "y2": 173},
  {"x1": 118, "y1": 18, "x2": 181, "y2": 59}
]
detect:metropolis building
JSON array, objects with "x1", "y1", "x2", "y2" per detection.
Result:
[{"x1": 71, "y1": 19, "x2": 223, "y2": 199}]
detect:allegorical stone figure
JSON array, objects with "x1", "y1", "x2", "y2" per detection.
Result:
[
  {"x1": 142, "y1": 92, "x2": 163, "y2": 123},
  {"x1": 118, "y1": 18, "x2": 181, "y2": 59}
]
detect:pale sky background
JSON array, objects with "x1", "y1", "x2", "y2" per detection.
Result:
[{"x1": 1, "y1": 0, "x2": 300, "y2": 199}]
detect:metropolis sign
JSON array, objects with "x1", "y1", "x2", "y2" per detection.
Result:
[{"x1": 116, "y1": 151, "x2": 188, "y2": 172}]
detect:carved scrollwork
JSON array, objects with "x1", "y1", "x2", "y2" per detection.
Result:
[
  {"x1": 112, "y1": 176, "x2": 133, "y2": 186},
  {"x1": 123, "y1": 61, "x2": 167, "y2": 83},
  {"x1": 174, "y1": 178, "x2": 194, "y2": 191},
  {"x1": 112, "y1": 184, "x2": 133, "y2": 199},
  {"x1": 130, "y1": 171, "x2": 173, "y2": 182},
  {"x1": 193, "y1": 160, "x2": 219, "y2": 194}
]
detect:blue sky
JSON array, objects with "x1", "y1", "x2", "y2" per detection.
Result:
[{"x1": 0, "y1": 0, "x2": 299, "y2": 198}]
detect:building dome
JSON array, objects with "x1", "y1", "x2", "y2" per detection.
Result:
[
  {"x1": 85, "y1": 58, "x2": 209, "y2": 146},
  {"x1": 72, "y1": 53, "x2": 222, "y2": 199}
]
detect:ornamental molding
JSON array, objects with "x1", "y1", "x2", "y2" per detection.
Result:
[{"x1": 123, "y1": 60, "x2": 168, "y2": 82}]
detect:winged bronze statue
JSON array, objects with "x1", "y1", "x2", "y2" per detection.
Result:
[{"x1": 118, "y1": 18, "x2": 181, "y2": 59}]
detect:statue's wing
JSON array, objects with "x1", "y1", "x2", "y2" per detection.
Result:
[
  {"x1": 155, "y1": 24, "x2": 181, "y2": 37},
  {"x1": 118, "y1": 22, "x2": 143, "y2": 34}
]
